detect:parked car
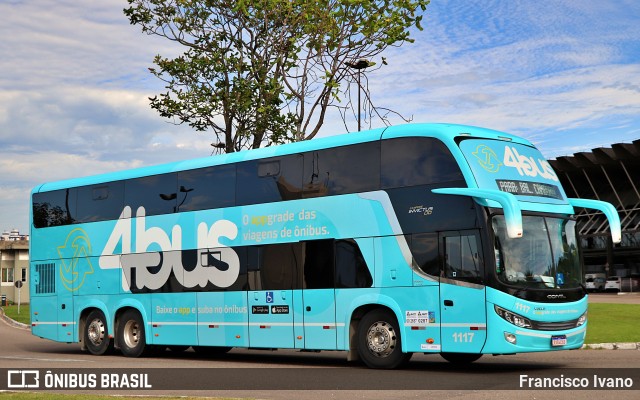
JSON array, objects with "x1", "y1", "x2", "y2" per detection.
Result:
[
  {"x1": 604, "y1": 276, "x2": 621, "y2": 292},
  {"x1": 620, "y1": 275, "x2": 640, "y2": 292},
  {"x1": 586, "y1": 277, "x2": 606, "y2": 292}
]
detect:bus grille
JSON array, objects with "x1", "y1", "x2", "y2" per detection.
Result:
[
  {"x1": 531, "y1": 319, "x2": 580, "y2": 331},
  {"x1": 35, "y1": 263, "x2": 56, "y2": 294}
]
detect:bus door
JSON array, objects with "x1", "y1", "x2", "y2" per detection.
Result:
[
  {"x1": 248, "y1": 289, "x2": 294, "y2": 348},
  {"x1": 247, "y1": 244, "x2": 297, "y2": 349},
  {"x1": 300, "y1": 289, "x2": 336, "y2": 349},
  {"x1": 439, "y1": 230, "x2": 487, "y2": 353},
  {"x1": 300, "y1": 239, "x2": 337, "y2": 350}
]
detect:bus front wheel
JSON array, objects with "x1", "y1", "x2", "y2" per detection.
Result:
[
  {"x1": 357, "y1": 309, "x2": 411, "y2": 369},
  {"x1": 118, "y1": 309, "x2": 147, "y2": 357},
  {"x1": 84, "y1": 310, "x2": 112, "y2": 355}
]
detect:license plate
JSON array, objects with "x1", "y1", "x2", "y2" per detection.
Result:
[{"x1": 551, "y1": 335, "x2": 567, "y2": 347}]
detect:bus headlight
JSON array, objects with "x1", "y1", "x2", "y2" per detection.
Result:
[
  {"x1": 494, "y1": 305, "x2": 532, "y2": 329},
  {"x1": 576, "y1": 311, "x2": 587, "y2": 327}
]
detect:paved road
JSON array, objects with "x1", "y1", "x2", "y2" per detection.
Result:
[{"x1": 1, "y1": 307, "x2": 639, "y2": 400}]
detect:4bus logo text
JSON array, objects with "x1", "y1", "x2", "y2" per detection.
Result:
[{"x1": 98, "y1": 206, "x2": 240, "y2": 291}]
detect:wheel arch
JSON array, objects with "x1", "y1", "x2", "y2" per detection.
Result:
[
  {"x1": 78, "y1": 303, "x2": 110, "y2": 352},
  {"x1": 112, "y1": 300, "x2": 149, "y2": 350},
  {"x1": 344, "y1": 295, "x2": 405, "y2": 362}
]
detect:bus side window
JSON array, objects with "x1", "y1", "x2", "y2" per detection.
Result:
[
  {"x1": 411, "y1": 233, "x2": 439, "y2": 277},
  {"x1": 381, "y1": 137, "x2": 463, "y2": 189},
  {"x1": 251, "y1": 243, "x2": 303, "y2": 290},
  {"x1": 443, "y1": 234, "x2": 483, "y2": 283},
  {"x1": 197, "y1": 246, "x2": 247, "y2": 291},
  {"x1": 177, "y1": 164, "x2": 236, "y2": 211},
  {"x1": 302, "y1": 142, "x2": 380, "y2": 198},
  {"x1": 32, "y1": 188, "x2": 77, "y2": 228},
  {"x1": 236, "y1": 155, "x2": 303, "y2": 205},
  {"x1": 335, "y1": 239, "x2": 373, "y2": 288},
  {"x1": 302, "y1": 239, "x2": 334, "y2": 289},
  {"x1": 247, "y1": 246, "x2": 263, "y2": 291},
  {"x1": 125, "y1": 173, "x2": 178, "y2": 216},
  {"x1": 76, "y1": 182, "x2": 124, "y2": 223}
]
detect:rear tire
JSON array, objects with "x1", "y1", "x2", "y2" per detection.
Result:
[
  {"x1": 357, "y1": 309, "x2": 411, "y2": 369},
  {"x1": 440, "y1": 352, "x2": 482, "y2": 364},
  {"x1": 118, "y1": 309, "x2": 147, "y2": 357},
  {"x1": 84, "y1": 310, "x2": 112, "y2": 355}
]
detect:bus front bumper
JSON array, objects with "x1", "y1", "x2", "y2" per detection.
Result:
[{"x1": 483, "y1": 313, "x2": 587, "y2": 354}]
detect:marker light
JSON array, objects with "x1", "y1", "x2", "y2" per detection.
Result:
[{"x1": 494, "y1": 305, "x2": 532, "y2": 329}]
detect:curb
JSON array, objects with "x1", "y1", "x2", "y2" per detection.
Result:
[
  {"x1": 0, "y1": 307, "x2": 31, "y2": 330},
  {"x1": 581, "y1": 343, "x2": 640, "y2": 350}
]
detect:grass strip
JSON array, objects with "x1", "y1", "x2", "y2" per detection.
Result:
[{"x1": 585, "y1": 303, "x2": 640, "y2": 344}]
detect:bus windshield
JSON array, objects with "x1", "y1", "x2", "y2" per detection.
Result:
[{"x1": 492, "y1": 215, "x2": 582, "y2": 289}]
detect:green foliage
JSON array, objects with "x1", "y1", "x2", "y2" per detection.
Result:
[{"x1": 125, "y1": 0, "x2": 430, "y2": 152}]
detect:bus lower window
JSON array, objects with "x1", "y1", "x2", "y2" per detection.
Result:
[
  {"x1": 444, "y1": 234, "x2": 482, "y2": 283},
  {"x1": 335, "y1": 239, "x2": 373, "y2": 288}
]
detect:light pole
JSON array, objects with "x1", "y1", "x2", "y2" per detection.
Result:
[{"x1": 345, "y1": 58, "x2": 373, "y2": 132}]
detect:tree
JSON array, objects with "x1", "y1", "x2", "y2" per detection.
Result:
[{"x1": 125, "y1": 0, "x2": 429, "y2": 153}]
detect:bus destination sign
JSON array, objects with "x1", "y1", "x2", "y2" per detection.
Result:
[{"x1": 496, "y1": 179, "x2": 563, "y2": 200}]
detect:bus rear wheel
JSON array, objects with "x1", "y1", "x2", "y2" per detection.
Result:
[
  {"x1": 84, "y1": 310, "x2": 112, "y2": 355},
  {"x1": 118, "y1": 309, "x2": 147, "y2": 358},
  {"x1": 440, "y1": 352, "x2": 482, "y2": 364},
  {"x1": 357, "y1": 309, "x2": 411, "y2": 369}
]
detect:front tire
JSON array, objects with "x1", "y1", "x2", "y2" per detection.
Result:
[
  {"x1": 84, "y1": 310, "x2": 112, "y2": 355},
  {"x1": 118, "y1": 309, "x2": 147, "y2": 357},
  {"x1": 357, "y1": 309, "x2": 411, "y2": 369}
]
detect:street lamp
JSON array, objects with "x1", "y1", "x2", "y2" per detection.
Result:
[{"x1": 345, "y1": 58, "x2": 374, "y2": 132}]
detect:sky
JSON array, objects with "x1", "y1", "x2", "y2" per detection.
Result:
[{"x1": 1, "y1": 0, "x2": 639, "y2": 233}]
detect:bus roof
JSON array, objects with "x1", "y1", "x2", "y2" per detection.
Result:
[{"x1": 33, "y1": 123, "x2": 532, "y2": 193}]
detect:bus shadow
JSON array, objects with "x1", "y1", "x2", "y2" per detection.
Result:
[
  {"x1": 150, "y1": 348, "x2": 564, "y2": 372},
  {"x1": 20, "y1": 341, "x2": 564, "y2": 372}
]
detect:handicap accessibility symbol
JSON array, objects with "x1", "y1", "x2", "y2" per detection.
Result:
[{"x1": 266, "y1": 291, "x2": 274, "y2": 303}]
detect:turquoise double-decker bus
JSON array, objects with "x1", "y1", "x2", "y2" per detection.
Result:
[{"x1": 29, "y1": 123, "x2": 621, "y2": 369}]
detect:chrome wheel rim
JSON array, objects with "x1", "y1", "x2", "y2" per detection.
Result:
[
  {"x1": 123, "y1": 319, "x2": 140, "y2": 349},
  {"x1": 365, "y1": 321, "x2": 396, "y2": 358},
  {"x1": 87, "y1": 318, "x2": 105, "y2": 346}
]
